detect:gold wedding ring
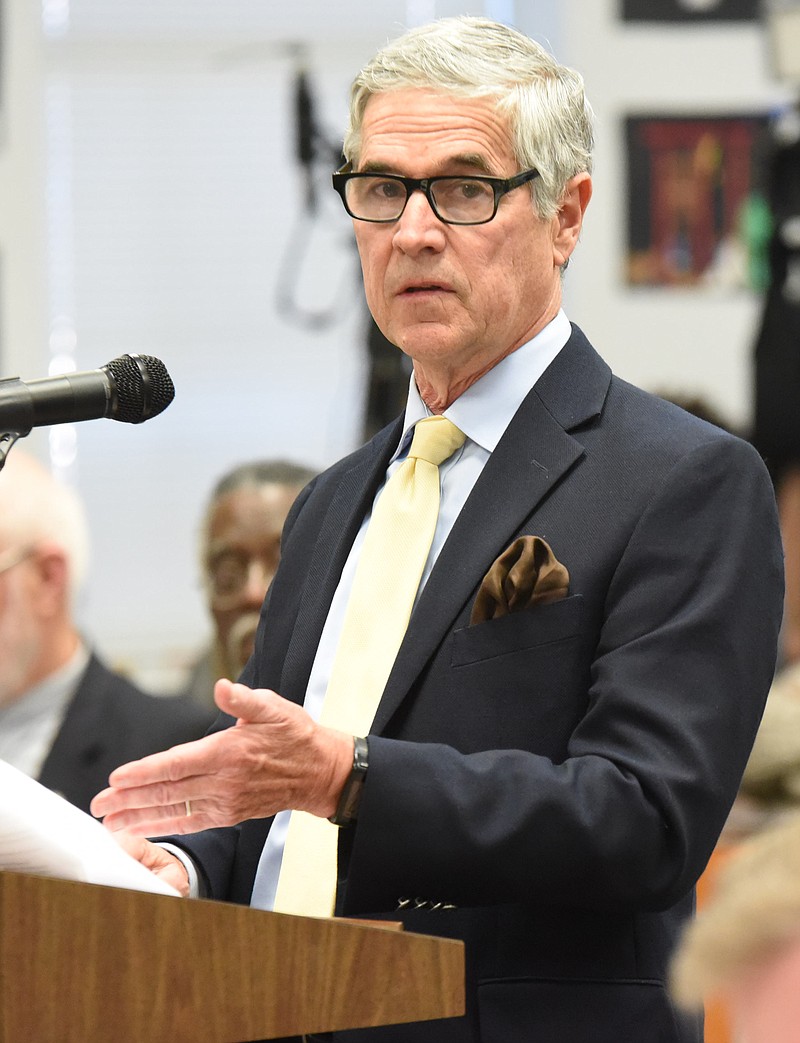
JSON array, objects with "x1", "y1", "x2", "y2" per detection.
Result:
[{"x1": 184, "y1": 799, "x2": 192, "y2": 817}]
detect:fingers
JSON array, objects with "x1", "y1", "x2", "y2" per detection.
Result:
[
  {"x1": 104, "y1": 742, "x2": 197, "y2": 790},
  {"x1": 156, "y1": 860, "x2": 192, "y2": 897},
  {"x1": 214, "y1": 679, "x2": 283, "y2": 723},
  {"x1": 100, "y1": 800, "x2": 203, "y2": 838},
  {"x1": 91, "y1": 728, "x2": 232, "y2": 818},
  {"x1": 108, "y1": 833, "x2": 190, "y2": 896},
  {"x1": 101, "y1": 683, "x2": 282, "y2": 797},
  {"x1": 90, "y1": 682, "x2": 314, "y2": 829},
  {"x1": 108, "y1": 829, "x2": 150, "y2": 858},
  {"x1": 92, "y1": 771, "x2": 208, "y2": 828}
]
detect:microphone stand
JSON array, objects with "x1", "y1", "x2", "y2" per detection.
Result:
[
  {"x1": 0, "y1": 374, "x2": 33, "y2": 470},
  {"x1": 0, "y1": 430, "x2": 30, "y2": 472}
]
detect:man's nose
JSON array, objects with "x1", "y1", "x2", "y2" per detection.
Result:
[
  {"x1": 392, "y1": 190, "x2": 446, "y2": 253},
  {"x1": 243, "y1": 560, "x2": 272, "y2": 604}
]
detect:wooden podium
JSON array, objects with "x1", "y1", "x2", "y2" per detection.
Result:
[{"x1": 0, "y1": 871, "x2": 464, "y2": 1042}]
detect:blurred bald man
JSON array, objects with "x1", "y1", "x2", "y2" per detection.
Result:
[{"x1": 0, "y1": 449, "x2": 212, "y2": 814}]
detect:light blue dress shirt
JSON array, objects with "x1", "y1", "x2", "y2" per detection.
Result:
[{"x1": 249, "y1": 310, "x2": 571, "y2": 910}]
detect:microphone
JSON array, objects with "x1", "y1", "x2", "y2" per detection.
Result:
[{"x1": 0, "y1": 354, "x2": 175, "y2": 433}]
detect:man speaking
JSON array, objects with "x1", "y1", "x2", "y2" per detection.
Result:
[{"x1": 93, "y1": 17, "x2": 784, "y2": 1042}]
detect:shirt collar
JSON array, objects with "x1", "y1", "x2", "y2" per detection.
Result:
[{"x1": 395, "y1": 309, "x2": 572, "y2": 459}]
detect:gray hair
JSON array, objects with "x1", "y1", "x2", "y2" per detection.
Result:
[
  {"x1": 198, "y1": 459, "x2": 317, "y2": 554},
  {"x1": 209, "y1": 460, "x2": 316, "y2": 503},
  {"x1": 343, "y1": 16, "x2": 594, "y2": 220},
  {"x1": 0, "y1": 451, "x2": 90, "y2": 602}
]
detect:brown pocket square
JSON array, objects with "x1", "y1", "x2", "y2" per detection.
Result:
[{"x1": 470, "y1": 535, "x2": 570, "y2": 625}]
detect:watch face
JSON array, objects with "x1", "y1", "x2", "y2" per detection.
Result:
[{"x1": 621, "y1": 0, "x2": 758, "y2": 20}]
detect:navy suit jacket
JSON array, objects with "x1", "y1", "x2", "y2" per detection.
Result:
[
  {"x1": 38, "y1": 653, "x2": 214, "y2": 815},
  {"x1": 173, "y1": 327, "x2": 784, "y2": 1042}
]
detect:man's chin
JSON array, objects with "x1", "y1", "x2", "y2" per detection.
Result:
[{"x1": 225, "y1": 613, "x2": 261, "y2": 677}]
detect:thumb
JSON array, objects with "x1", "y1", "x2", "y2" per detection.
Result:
[{"x1": 214, "y1": 678, "x2": 278, "y2": 723}]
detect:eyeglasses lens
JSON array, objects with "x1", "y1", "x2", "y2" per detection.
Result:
[{"x1": 346, "y1": 176, "x2": 495, "y2": 223}]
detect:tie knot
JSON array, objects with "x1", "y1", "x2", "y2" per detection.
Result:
[{"x1": 408, "y1": 416, "x2": 466, "y2": 467}]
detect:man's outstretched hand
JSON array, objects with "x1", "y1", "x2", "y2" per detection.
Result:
[{"x1": 90, "y1": 680, "x2": 353, "y2": 837}]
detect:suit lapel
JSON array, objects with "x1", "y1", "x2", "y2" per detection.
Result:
[{"x1": 373, "y1": 326, "x2": 611, "y2": 733}]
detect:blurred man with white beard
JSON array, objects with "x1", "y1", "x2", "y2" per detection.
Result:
[{"x1": 183, "y1": 460, "x2": 316, "y2": 711}]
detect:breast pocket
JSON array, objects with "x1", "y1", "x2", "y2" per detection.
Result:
[
  {"x1": 451, "y1": 594, "x2": 586, "y2": 666},
  {"x1": 448, "y1": 595, "x2": 589, "y2": 756}
]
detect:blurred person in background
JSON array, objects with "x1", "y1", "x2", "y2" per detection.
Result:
[
  {"x1": 0, "y1": 449, "x2": 212, "y2": 814},
  {"x1": 671, "y1": 812, "x2": 800, "y2": 1043},
  {"x1": 751, "y1": 100, "x2": 800, "y2": 666},
  {"x1": 733, "y1": 661, "x2": 800, "y2": 833},
  {"x1": 182, "y1": 460, "x2": 316, "y2": 711}
]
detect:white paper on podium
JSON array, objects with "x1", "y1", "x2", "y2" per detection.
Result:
[{"x1": 0, "y1": 758, "x2": 180, "y2": 897}]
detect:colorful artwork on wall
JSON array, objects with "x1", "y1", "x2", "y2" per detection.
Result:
[{"x1": 624, "y1": 112, "x2": 771, "y2": 289}]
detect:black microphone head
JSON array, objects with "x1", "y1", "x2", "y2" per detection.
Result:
[{"x1": 103, "y1": 354, "x2": 175, "y2": 424}]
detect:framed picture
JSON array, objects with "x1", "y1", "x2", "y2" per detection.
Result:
[
  {"x1": 621, "y1": 0, "x2": 759, "y2": 22},
  {"x1": 624, "y1": 112, "x2": 770, "y2": 288}
]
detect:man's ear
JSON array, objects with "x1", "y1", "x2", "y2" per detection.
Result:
[
  {"x1": 553, "y1": 172, "x2": 592, "y2": 268},
  {"x1": 30, "y1": 543, "x2": 70, "y2": 617}
]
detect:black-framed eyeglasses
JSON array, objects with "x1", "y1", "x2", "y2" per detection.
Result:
[{"x1": 332, "y1": 167, "x2": 540, "y2": 226}]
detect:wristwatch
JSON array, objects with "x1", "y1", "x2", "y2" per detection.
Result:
[{"x1": 328, "y1": 736, "x2": 369, "y2": 827}]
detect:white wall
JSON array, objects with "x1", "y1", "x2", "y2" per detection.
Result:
[
  {"x1": 0, "y1": 0, "x2": 49, "y2": 466},
  {"x1": 48, "y1": 50, "x2": 371, "y2": 685},
  {"x1": 0, "y1": 0, "x2": 790, "y2": 689}
]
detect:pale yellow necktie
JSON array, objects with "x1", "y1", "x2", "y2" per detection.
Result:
[{"x1": 273, "y1": 416, "x2": 466, "y2": 916}]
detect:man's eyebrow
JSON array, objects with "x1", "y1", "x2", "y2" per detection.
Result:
[{"x1": 358, "y1": 153, "x2": 496, "y2": 176}]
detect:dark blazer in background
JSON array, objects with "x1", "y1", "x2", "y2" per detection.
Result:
[
  {"x1": 173, "y1": 326, "x2": 784, "y2": 1043},
  {"x1": 38, "y1": 653, "x2": 214, "y2": 815}
]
